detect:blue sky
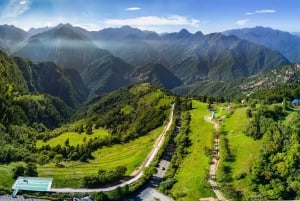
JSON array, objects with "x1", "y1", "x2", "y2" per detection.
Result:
[{"x1": 0, "y1": 0, "x2": 299, "y2": 33}]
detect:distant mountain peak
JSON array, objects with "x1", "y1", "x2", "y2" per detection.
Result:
[
  {"x1": 179, "y1": 28, "x2": 190, "y2": 33},
  {"x1": 56, "y1": 23, "x2": 73, "y2": 29},
  {"x1": 178, "y1": 29, "x2": 191, "y2": 37},
  {"x1": 33, "y1": 23, "x2": 90, "y2": 41},
  {"x1": 0, "y1": 24, "x2": 26, "y2": 32},
  {"x1": 120, "y1": 25, "x2": 135, "y2": 30},
  {"x1": 2, "y1": 24, "x2": 16, "y2": 28},
  {"x1": 207, "y1": 32, "x2": 225, "y2": 40},
  {"x1": 194, "y1": 31, "x2": 204, "y2": 37},
  {"x1": 0, "y1": 24, "x2": 27, "y2": 53},
  {"x1": 27, "y1": 26, "x2": 50, "y2": 36},
  {"x1": 54, "y1": 23, "x2": 75, "y2": 32},
  {"x1": 224, "y1": 26, "x2": 300, "y2": 62}
]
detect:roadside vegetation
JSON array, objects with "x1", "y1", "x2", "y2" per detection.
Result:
[{"x1": 163, "y1": 100, "x2": 215, "y2": 200}]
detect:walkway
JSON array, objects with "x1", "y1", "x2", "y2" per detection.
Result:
[{"x1": 205, "y1": 116, "x2": 228, "y2": 201}]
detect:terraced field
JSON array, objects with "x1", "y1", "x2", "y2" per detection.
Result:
[{"x1": 38, "y1": 126, "x2": 163, "y2": 187}]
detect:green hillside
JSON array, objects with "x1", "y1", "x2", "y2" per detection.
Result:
[
  {"x1": 0, "y1": 82, "x2": 176, "y2": 189},
  {"x1": 174, "y1": 63, "x2": 300, "y2": 100},
  {"x1": 14, "y1": 57, "x2": 88, "y2": 108},
  {"x1": 215, "y1": 98, "x2": 300, "y2": 200},
  {"x1": 73, "y1": 83, "x2": 175, "y2": 142},
  {"x1": 37, "y1": 126, "x2": 163, "y2": 187},
  {"x1": 217, "y1": 106, "x2": 263, "y2": 199},
  {"x1": 0, "y1": 50, "x2": 28, "y2": 92}
]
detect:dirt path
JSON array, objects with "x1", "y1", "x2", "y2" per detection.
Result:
[{"x1": 204, "y1": 116, "x2": 228, "y2": 201}]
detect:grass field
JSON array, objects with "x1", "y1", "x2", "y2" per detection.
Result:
[
  {"x1": 38, "y1": 126, "x2": 164, "y2": 188},
  {"x1": 121, "y1": 105, "x2": 134, "y2": 115},
  {"x1": 15, "y1": 94, "x2": 45, "y2": 101},
  {"x1": 129, "y1": 83, "x2": 150, "y2": 95},
  {"x1": 36, "y1": 128, "x2": 109, "y2": 148},
  {"x1": 170, "y1": 100, "x2": 215, "y2": 200},
  {"x1": 218, "y1": 106, "x2": 263, "y2": 191},
  {"x1": 0, "y1": 162, "x2": 26, "y2": 189}
]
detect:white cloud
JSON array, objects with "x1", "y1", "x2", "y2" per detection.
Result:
[
  {"x1": 104, "y1": 15, "x2": 200, "y2": 27},
  {"x1": 256, "y1": 9, "x2": 276, "y2": 14},
  {"x1": 236, "y1": 19, "x2": 249, "y2": 26},
  {"x1": 1, "y1": 0, "x2": 31, "y2": 18},
  {"x1": 246, "y1": 9, "x2": 276, "y2": 15},
  {"x1": 124, "y1": 7, "x2": 141, "y2": 11}
]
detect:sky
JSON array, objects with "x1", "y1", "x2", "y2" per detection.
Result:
[{"x1": 0, "y1": 0, "x2": 299, "y2": 34}]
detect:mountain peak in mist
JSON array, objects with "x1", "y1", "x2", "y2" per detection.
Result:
[{"x1": 224, "y1": 26, "x2": 300, "y2": 62}]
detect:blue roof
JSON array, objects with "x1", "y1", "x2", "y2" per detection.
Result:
[{"x1": 292, "y1": 99, "x2": 299, "y2": 104}]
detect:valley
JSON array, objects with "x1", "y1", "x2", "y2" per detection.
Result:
[{"x1": 0, "y1": 21, "x2": 300, "y2": 201}]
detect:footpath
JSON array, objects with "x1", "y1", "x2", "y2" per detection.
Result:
[{"x1": 203, "y1": 116, "x2": 228, "y2": 201}]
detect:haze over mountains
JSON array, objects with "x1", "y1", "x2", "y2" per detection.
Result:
[
  {"x1": 0, "y1": 23, "x2": 299, "y2": 99},
  {"x1": 224, "y1": 26, "x2": 300, "y2": 62}
]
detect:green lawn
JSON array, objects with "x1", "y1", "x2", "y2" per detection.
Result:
[
  {"x1": 38, "y1": 126, "x2": 163, "y2": 187},
  {"x1": 36, "y1": 128, "x2": 109, "y2": 148},
  {"x1": 170, "y1": 100, "x2": 215, "y2": 200},
  {"x1": 219, "y1": 106, "x2": 263, "y2": 191}
]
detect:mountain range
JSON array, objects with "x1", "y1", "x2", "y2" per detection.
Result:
[
  {"x1": 0, "y1": 23, "x2": 298, "y2": 100},
  {"x1": 224, "y1": 26, "x2": 300, "y2": 62},
  {"x1": 89, "y1": 26, "x2": 290, "y2": 83}
]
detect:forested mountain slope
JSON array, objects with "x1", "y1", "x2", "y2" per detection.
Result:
[
  {"x1": 0, "y1": 50, "x2": 84, "y2": 130},
  {"x1": 14, "y1": 57, "x2": 88, "y2": 108},
  {"x1": 173, "y1": 63, "x2": 300, "y2": 100},
  {"x1": 14, "y1": 24, "x2": 113, "y2": 74},
  {"x1": 92, "y1": 26, "x2": 290, "y2": 84},
  {"x1": 0, "y1": 24, "x2": 292, "y2": 96},
  {"x1": 224, "y1": 26, "x2": 300, "y2": 62},
  {"x1": 0, "y1": 25, "x2": 27, "y2": 53}
]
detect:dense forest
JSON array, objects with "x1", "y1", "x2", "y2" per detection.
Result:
[
  {"x1": 244, "y1": 104, "x2": 300, "y2": 200},
  {"x1": 214, "y1": 86, "x2": 300, "y2": 200}
]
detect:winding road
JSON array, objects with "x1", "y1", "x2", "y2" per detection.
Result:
[{"x1": 51, "y1": 103, "x2": 175, "y2": 193}]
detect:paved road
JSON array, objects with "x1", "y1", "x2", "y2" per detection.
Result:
[
  {"x1": 126, "y1": 187, "x2": 173, "y2": 201},
  {"x1": 125, "y1": 119, "x2": 181, "y2": 201},
  {"x1": 125, "y1": 158, "x2": 173, "y2": 201},
  {"x1": 51, "y1": 104, "x2": 175, "y2": 193}
]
